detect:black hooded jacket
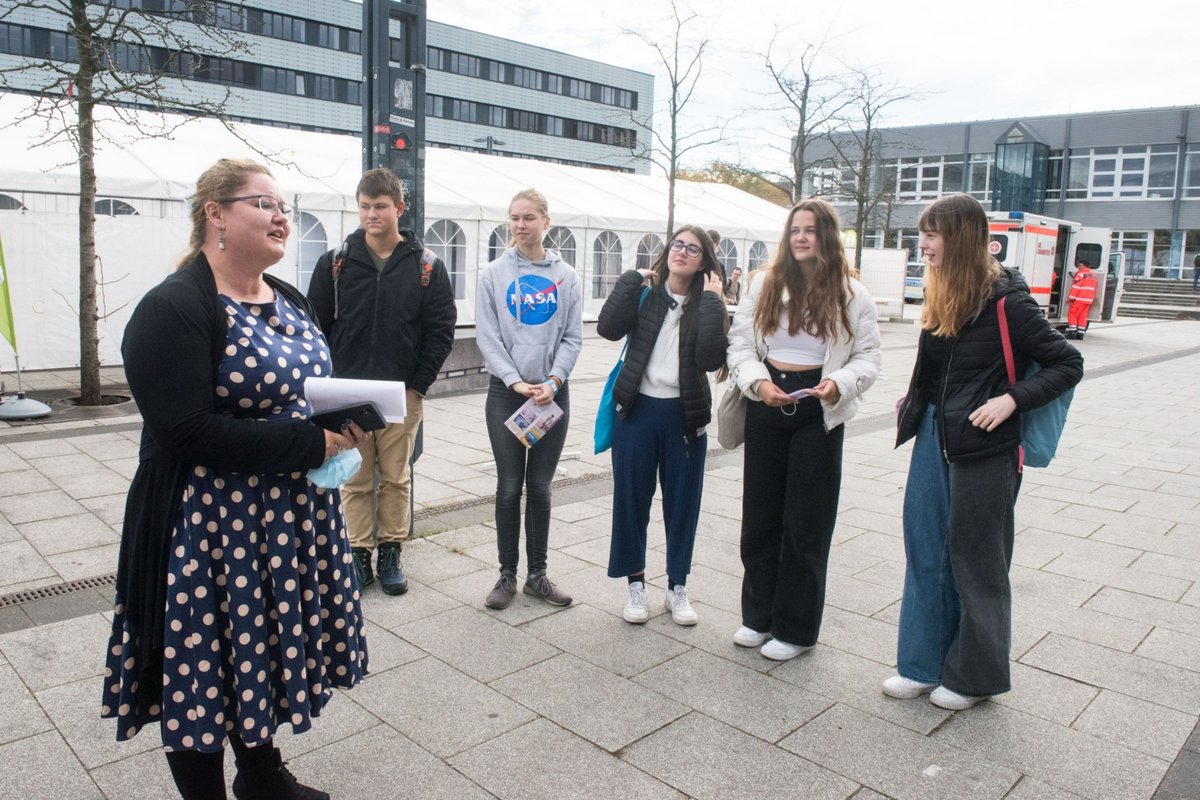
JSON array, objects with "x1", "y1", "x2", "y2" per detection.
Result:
[
  {"x1": 895, "y1": 267, "x2": 1083, "y2": 462},
  {"x1": 597, "y1": 269, "x2": 728, "y2": 441},
  {"x1": 307, "y1": 228, "x2": 457, "y2": 395}
]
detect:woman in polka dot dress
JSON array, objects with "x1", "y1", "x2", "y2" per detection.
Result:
[{"x1": 102, "y1": 159, "x2": 369, "y2": 800}]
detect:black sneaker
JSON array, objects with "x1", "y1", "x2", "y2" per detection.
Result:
[
  {"x1": 352, "y1": 547, "x2": 374, "y2": 589},
  {"x1": 377, "y1": 542, "x2": 408, "y2": 595}
]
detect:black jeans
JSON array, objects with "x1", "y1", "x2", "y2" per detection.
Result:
[
  {"x1": 740, "y1": 366, "x2": 844, "y2": 646},
  {"x1": 485, "y1": 377, "x2": 570, "y2": 575}
]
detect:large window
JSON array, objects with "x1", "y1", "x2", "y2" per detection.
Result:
[
  {"x1": 296, "y1": 212, "x2": 327, "y2": 293},
  {"x1": 488, "y1": 224, "x2": 509, "y2": 263},
  {"x1": 425, "y1": 220, "x2": 466, "y2": 299},
  {"x1": 426, "y1": 46, "x2": 637, "y2": 110},
  {"x1": 95, "y1": 198, "x2": 138, "y2": 216},
  {"x1": 747, "y1": 241, "x2": 769, "y2": 270},
  {"x1": 635, "y1": 234, "x2": 664, "y2": 270},
  {"x1": 0, "y1": 193, "x2": 26, "y2": 211},
  {"x1": 1064, "y1": 145, "x2": 1177, "y2": 201},
  {"x1": 592, "y1": 232, "x2": 622, "y2": 298},
  {"x1": 546, "y1": 226, "x2": 577, "y2": 266},
  {"x1": 967, "y1": 153, "x2": 993, "y2": 201},
  {"x1": 1110, "y1": 230, "x2": 1149, "y2": 277},
  {"x1": 1185, "y1": 145, "x2": 1200, "y2": 198},
  {"x1": 716, "y1": 239, "x2": 738, "y2": 275},
  {"x1": 425, "y1": 95, "x2": 636, "y2": 150}
]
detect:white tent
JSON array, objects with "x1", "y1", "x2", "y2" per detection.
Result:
[{"x1": 0, "y1": 93, "x2": 788, "y2": 371}]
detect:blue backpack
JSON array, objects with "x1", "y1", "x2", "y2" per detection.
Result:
[{"x1": 997, "y1": 295, "x2": 1075, "y2": 469}]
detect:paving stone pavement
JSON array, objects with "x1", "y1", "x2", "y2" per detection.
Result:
[{"x1": 1, "y1": 314, "x2": 1199, "y2": 799}]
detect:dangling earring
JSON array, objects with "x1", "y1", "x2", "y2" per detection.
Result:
[{"x1": 218, "y1": 231, "x2": 225, "y2": 251}]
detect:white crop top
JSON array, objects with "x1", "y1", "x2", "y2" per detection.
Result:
[{"x1": 764, "y1": 310, "x2": 827, "y2": 365}]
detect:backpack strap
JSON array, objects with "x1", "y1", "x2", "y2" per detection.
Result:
[
  {"x1": 996, "y1": 295, "x2": 1024, "y2": 472},
  {"x1": 330, "y1": 238, "x2": 351, "y2": 321}
]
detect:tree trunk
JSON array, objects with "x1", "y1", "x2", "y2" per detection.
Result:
[{"x1": 73, "y1": 0, "x2": 101, "y2": 405}]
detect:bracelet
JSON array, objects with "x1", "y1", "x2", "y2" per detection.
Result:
[{"x1": 544, "y1": 379, "x2": 559, "y2": 395}]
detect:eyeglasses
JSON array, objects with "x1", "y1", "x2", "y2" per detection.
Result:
[
  {"x1": 220, "y1": 194, "x2": 294, "y2": 220},
  {"x1": 670, "y1": 239, "x2": 701, "y2": 257}
]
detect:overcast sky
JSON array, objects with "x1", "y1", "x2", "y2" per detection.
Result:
[{"x1": 429, "y1": 0, "x2": 1195, "y2": 174}]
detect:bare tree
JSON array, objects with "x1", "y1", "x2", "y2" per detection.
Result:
[
  {"x1": 623, "y1": 0, "x2": 726, "y2": 240},
  {"x1": 760, "y1": 28, "x2": 851, "y2": 203},
  {"x1": 828, "y1": 67, "x2": 916, "y2": 271},
  {"x1": 0, "y1": 0, "x2": 261, "y2": 404}
]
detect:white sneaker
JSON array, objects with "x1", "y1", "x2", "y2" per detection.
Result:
[
  {"x1": 664, "y1": 586, "x2": 698, "y2": 626},
  {"x1": 929, "y1": 685, "x2": 988, "y2": 710},
  {"x1": 623, "y1": 581, "x2": 649, "y2": 624},
  {"x1": 881, "y1": 675, "x2": 937, "y2": 699},
  {"x1": 733, "y1": 626, "x2": 771, "y2": 648},
  {"x1": 760, "y1": 638, "x2": 812, "y2": 661}
]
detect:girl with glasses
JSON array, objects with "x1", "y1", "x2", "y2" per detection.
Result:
[
  {"x1": 726, "y1": 198, "x2": 881, "y2": 660},
  {"x1": 596, "y1": 225, "x2": 728, "y2": 625}
]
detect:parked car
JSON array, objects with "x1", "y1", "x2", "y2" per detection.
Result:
[{"x1": 904, "y1": 261, "x2": 925, "y2": 303}]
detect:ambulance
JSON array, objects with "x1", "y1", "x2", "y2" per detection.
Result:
[{"x1": 986, "y1": 211, "x2": 1125, "y2": 326}]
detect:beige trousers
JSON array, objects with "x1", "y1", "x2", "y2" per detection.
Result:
[{"x1": 341, "y1": 395, "x2": 423, "y2": 550}]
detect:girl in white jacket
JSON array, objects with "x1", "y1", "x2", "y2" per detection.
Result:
[{"x1": 726, "y1": 198, "x2": 882, "y2": 660}]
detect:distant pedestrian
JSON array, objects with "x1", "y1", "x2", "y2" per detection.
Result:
[
  {"x1": 476, "y1": 188, "x2": 583, "y2": 610},
  {"x1": 724, "y1": 266, "x2": 743, "y2": 305},
  {"x1": 1193, "y1": 252, "x2": 1199, "y2": 292},
  {"x1": 597, "y1": 225, "x2": 728, "y2": 627},
  {"x1": 104, "y1": 159, "x2": 368, "y2": 800},
  {"x1": 308, "y1": 168, "x2": 457, "y2": 596},
  {"x1": 726, "y1": 198, "x2": 882, "y2": 661},
  {"x1": 1065, "y1": 259, "x2": 1097, "y2": 339},
  {"x1": 887, "y1": 193, "x2": 1082, "y2": 711}
]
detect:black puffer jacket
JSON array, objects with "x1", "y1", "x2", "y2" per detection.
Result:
[
  {"x1": 896, "y1": 267, "x2": 1083, "y2": 462},
  {"x1": 597, "y1": 269, "x2": 728, "y2": 441},
  {"x1": 307, "y1": 229, "x2": 457, "y2": 395}
]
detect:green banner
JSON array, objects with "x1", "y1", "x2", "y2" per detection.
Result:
[{"x1": 0, "y1": 232, "x2": 15, "y2": 350}]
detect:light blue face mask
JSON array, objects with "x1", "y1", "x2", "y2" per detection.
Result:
[{"x1": 306, "y1": 447, "x2": 363, "y2": 489}]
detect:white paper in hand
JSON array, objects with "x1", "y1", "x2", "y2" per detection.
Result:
[{"x1": 305, "y1": 377, "x2": 407, "y2": 423}]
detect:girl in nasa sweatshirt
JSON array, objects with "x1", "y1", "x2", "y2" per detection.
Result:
[{"x1": 476, "y1": 188, "x2": 583, "y2": 611}]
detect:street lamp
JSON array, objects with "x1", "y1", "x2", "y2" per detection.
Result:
[{"x1": 473, "y1": 135, "x2": 505, "y2": 154}]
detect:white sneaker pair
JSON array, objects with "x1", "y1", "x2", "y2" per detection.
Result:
[
  {"x1": 731, "y1": 626, "x2": 811, "y2": 661},
  {"x1": 623, "y1": 581, "x2": 698, "y2": 626},
  {"x1": 880, "y1": 675, "x2": 987, "y2": 710}
]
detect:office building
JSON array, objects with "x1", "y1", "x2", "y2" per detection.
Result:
[
  {"x1": 804, "y1": 105, "x2": 1200, "y2": 279},
  {"x1": 0, "y1": 0, "x2": 654, "y2": 173}
]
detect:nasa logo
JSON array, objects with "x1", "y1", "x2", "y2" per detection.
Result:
[{"x1": 506, "y1": 274, "x2": 565, "y2": 325}]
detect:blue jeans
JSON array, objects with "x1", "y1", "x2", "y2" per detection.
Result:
[
  {"x1": 897, "y1": 405, "x2": 1020, "y2": 695},
  {"x1": 607, "y1": 395, "x2": 707, "y2": 586}
]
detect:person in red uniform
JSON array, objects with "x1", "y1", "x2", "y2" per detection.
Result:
[{"x1": 1066, "y1": 259, "x2": 1097, "y2": 339}]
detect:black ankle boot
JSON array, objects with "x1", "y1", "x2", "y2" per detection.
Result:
[{"x1": 231, "y1": 746, "x2": 330, "y2": 800}]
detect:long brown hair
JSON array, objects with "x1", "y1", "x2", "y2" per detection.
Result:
[
  {"x1": 647, "y1": 224, "x2": 729, "y2": 380},
  {"x1": 919, "y1": 194, "x2": 1000, "y2": 336},
  {"x1": 177, "y1": 158, "x2": 272, "y2": 269},
  {"x1": 753, "y1": 199, "x2": 853, "y2": 342}
]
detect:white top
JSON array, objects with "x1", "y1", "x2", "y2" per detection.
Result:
[
  {"x1": 763, "y1": 310, "x2": 827, "y2": 365},
  {"x1": 640, "y1": 292, "x2": 687, "y2": 398}
]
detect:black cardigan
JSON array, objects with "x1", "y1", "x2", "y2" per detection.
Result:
[
  {"x1": 114, "y1": 254, "x2": 326, "y2": 723},
  {"x1": 596, "y1": 269, "x2": 728, "y2": 441}
]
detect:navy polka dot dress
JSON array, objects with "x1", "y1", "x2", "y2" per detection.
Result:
[{"x1": 103, "y1": 292, "x2": 368, "y2": 751}]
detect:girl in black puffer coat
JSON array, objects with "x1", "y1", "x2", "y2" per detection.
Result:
[
  {"x1": 884, "y1": 194, "x2": 1083, "y2": 711},
  {"x1": 596, "y1": 225, "x2": 728, "y2": 628}
]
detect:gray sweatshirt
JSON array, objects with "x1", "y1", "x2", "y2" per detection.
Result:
[{"x1": 475, "y1": 247, "x2": 583, "y2": 387}]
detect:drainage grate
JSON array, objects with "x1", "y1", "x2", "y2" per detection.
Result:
[{"x1": 0, "y1": 573, "x2": 116, "y2": 608}]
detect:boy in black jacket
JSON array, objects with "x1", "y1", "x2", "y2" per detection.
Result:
[{"x1": 307, "y1": 168, "x2": 457, "y2": 595}]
